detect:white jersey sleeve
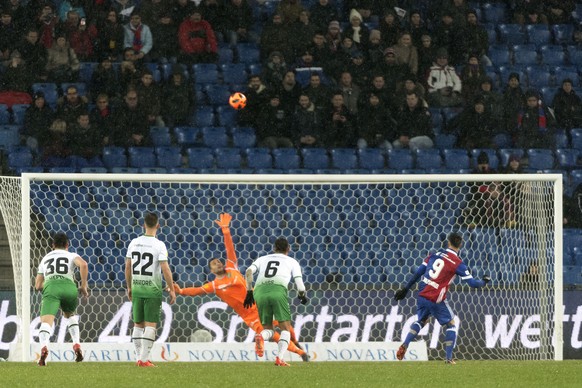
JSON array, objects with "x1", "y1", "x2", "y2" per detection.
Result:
[
  {"x1": 251, "y1": 253, "x2": 303, "y2": 289},
  {"x1": 37, "y1": 249, "x2": 79, "y2": 284}
]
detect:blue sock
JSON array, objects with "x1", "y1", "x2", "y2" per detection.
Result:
[
  {"x1": 403, "y1": 322, "x2": 423, "y2": 347},
  {"x1": 445, "y1": 326, "x2": 457, "y2": 361}
]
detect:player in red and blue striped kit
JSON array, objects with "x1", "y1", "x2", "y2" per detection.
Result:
[{"x1": 393, "y1": 232, "x2": 491, "y2": 364}]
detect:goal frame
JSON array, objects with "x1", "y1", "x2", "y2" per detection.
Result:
[{"x1": 14, "y1": 173, "x2": 564, "y2": 361}]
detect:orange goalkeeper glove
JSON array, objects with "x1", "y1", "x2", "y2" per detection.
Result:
[
  {"x1": 173, "y1": 283, "x2": 183, "y2": 295},
  {"x1": 215, "y1": 213, "x2": 232, "y2": 230}
]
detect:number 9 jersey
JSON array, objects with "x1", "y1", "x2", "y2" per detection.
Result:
[
  {"x1": 418, "y1": 248, "x2": 472, "y2": 303},
  {"x1": 126, "y1": 235, "x2": 168, "y2": 298}
]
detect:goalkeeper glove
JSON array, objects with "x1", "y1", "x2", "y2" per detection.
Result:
[
  {"x1": 298, "y1": 292, "x2": 308, "y2": 305},
  {"x1": 394, "y1": 288, "x2": 408, "y2": 301},
  {"x1": 214, "y1": 213, "x2": 232, "y2": 230},
  {"x1": 243, "y1": 290, "x2": 255, "y2": 308},
  {"x1": 482, "y1": 275, "x2": 491, "y2": 284}
]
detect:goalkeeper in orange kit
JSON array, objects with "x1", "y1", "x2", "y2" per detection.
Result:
[{"x1": 173, "y1": 213, "x2": 309, "y2": 361}]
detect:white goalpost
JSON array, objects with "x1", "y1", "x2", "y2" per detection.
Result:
[{"x1": 0, "y1": 173, "x2": 563, "y2": 361}]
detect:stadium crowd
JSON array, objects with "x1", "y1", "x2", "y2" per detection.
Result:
[{"x1": 0, "y1": 0, "x2": 580, "y2": 176}]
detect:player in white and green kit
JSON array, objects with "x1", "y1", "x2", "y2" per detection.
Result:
[
  {"x1": 125, "y1": 212, "x2": 175, "y2": 367},
  {"x1": 244, "y1": 237, "x2": 307, "y2": 366},
  {"x1": 35, "y1": 232, "x2": 88, "y2": 366}
]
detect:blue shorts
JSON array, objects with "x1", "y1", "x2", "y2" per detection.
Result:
[{"x1": 416, "y1": 296, "x2": 454, "y2": 325}]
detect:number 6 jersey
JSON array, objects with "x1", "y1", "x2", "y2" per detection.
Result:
[
  {"x1": 37, "y1": 249, "x2": 79, "y2": 285},
  {"x1": 126, "y1": 235, "x2": 168, "y2": 298},
  {"x1": 249, "y1": 253, "x2": 304, "y2": 290}
]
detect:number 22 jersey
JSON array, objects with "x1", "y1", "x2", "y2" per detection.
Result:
[{"x1": 126, "y1": 235, "x2": 168, "y2": 298}]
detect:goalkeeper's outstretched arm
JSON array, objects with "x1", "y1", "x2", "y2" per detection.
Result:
[{"x1": 215, "y1": 213, "x2": 237, "y2": 268}]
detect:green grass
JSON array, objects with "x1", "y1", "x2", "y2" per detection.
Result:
[{"x1": 1, "y1": 361, "x2": 582, "y2": 388}]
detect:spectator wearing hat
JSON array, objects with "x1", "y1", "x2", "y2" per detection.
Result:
[
  {"x1": 502, "y1": 72, "x2": 525, "y2": 133},
  {"x1": 293, "y1": 48, "x2": 316, "y2": 69},
  {"x1": 459, "y1": 52, "x2": 485, "y2": 102},
  {"x1": 263, "y1": 50, "x2": 288, "y2": 89},
  {"x1": 463, "y1": 9, "x2": 491, "y2": 67},
  {"x1": 150, "y1": 9, "x2": 179, "y2": 62},
  {"x1": 427, "y1": 48, "x2": 462, "y2": 107},
  {"x1": 124, "y1": 10, "x2": 153, "y2": 63},
  {"x1": 256, "y1": 91, "x2": 294, "y2": 148},
  {"x1": 97, "y1": 9, "x2": 125, "y2": 61},
  {"x1": 323, "y1": 91, "x2": 357, "y2": 148},
  {"x1": 260, "y1": 13, "x2": 292, "y2": 63},
  {"x1": 515, "y1": 90, "x2": 556, "y2": 149},
  {"x1": 473, "y1": 151, "x2": 496, "y2": 174},
  {"x1": 394, "y1": 91, "x2": 434, "y2": 151},
  {"x1": 376, "y1": 47, "x2": 408, "y2": 92},
  {"x1": 479, "y1": 76, "x2": 503, "y2": 118},
  {"x1": 357, "y1": 91, "x2": 397, "y2": 150},
  {"x1": 347, "y1": 49, "x2": 371, "y2": 87},
  {"x1": 325, "y1": 20, "x2": 342, "y2": 54},
  {"x1": 379, "y1": 9, "x2": 400, "y2": 48},
  {"x1": 448, "y1": 95, "x2": 498, "y2": 150},
  {"x1": 162, "y1": 65, "x2": 193, "y2": 127},
  {"x1": 343, "y1": 8, "x2": 369, "y2": 46},
  {"x1": 552, "y1": 78, "x2": 582, "y2": 132},
  {"x1": 46, "y1": 33, "x2": 79, "y2": 83},
  {"x1": 276, "y1": 0, "x2": 305, "y2": 26},
  {"x1": 391, "y1": 32, "x2": 418, "y2": 75},
  {"x1": 23, "y1": 91, "x2": 54, "y2": 153},
  {"x1": 309, "y1": 0, "x2": 339, "y2": 32},
  {"x1": 223, "y1": 0, "x2": 258, "y2": 47}
]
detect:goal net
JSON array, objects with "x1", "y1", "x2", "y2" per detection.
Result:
[{"x1": 0, "y1": 173, "x2": 563, "y2": 361}]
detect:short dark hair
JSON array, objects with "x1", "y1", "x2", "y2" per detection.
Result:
[
  {"x1": 53, "y1": 232, "x2": 69, "y2": 249},
  {"x1": 448, "y1": 232, "x2": 463, "y2": 249},
  {"x1": 274, "y1": 237, "x2": 289, "y2": 253},
  {"x1": 144, "y1": 212, "x2": 158, "y2": 228}
]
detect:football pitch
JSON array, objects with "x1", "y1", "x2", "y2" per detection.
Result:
[{"x1": 1, "y1": 361, "x2": 581, "y2": 388}]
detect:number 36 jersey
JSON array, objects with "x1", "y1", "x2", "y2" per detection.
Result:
[
  {"x1": 250, "y1": 253, "x2": 303, "y2": 289},
  {"x1": 418, "y1": 248, "x2": 472, "y2": 303},
  {"x1": 38, "y1": 249, "x2": 79, "y2": 285},
  {"x1": 126, "y1": 235, "x2": 168, "y2": 298}
]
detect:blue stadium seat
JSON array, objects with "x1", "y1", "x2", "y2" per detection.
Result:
[
  {"x1": 202, "y1": 126, "x2": 229, "y2": 148},
  {"x1": 525, "y1": 65, "x2": 551, "y2": 88},
  {"x1": 0, "y1": 125, "x2": 20, "y2": 151},
  {"x1": 11, "y1": 104, "x2": 28, "y2": 125},
  {"x1": 553, "y1": 66, "x2": 579, "y2": 87},
  {"x1": 8, "y1": 149, "x2": 33, "y2": 170},
  {"x1": 415, "y1": 149, "x2": 442, "y2": 170},
  {"x1": 442, "y1": 149, "x2": 470, "y2": 170},
  {"x1": 247, "y1": 63, "x2": 262, "y2": 76},
  {"x1": 488, "y1": 47, "x2": 511, "y2": 66},
  {"x1": 78, "y1": 62, "x2": 98, "y2": 83},
  {"x1": 80, "y1": 167, "x2": 107, "y2": 173},
  {"x1": 0, "y1": 104, "x2": 9, "y2": 124},
  {"x1": 272, "y1": 148, "x2": 300, "y2": 169},
  {"x1": 215, "y1": 105, "x2": 238, "y2": 126},
  {"x1": 244, "y1": 148, "x2": 273, "y2": 169},
  {"x1": 555, "y1": 131, "x2": 569, "y2": 149},
  {"x1": 139, "y1": 167, "x2": 167, "y2": 174},
  {"x1": 214, "y1": 148, "x2": 242, "y2": 169},
  {"x1": 498, "y1": 24, "x2": 526, "y2": 45},
  {"x1": 218, "y1": 47, "x2": 234, "y2": 64},
  {"x1": 498, "y1": 65, "x2": 526, "y2": 86},
  {"x1": 231, "y1": 127, "x2": 256, "y2": 148},
  {"x1": 127, "y1": 147, "x2": 156, "y2": 168},
  {"x1": 540, "y1": 45, "x2": 566, "y2": 66},
  {"x1": 160, "y1": 63, "x2": 188, "y2": 81},
  {"x1": 237, "y1": 43, "x2": 260, "y2": 65},
  {"x1": 482, "y1": 3, "x2": 507, "y2": 24},
  {"x1": 149, "y1": 126, "x2": 171, "y2": 146},
  {"x1": 526, "y1": 148, "x2": 554, "y2": 170},
  {"x1": 204, "y1": 84, "x2": 231, "y2": 105},
  {"x1": 571, "y1": 170, "x2": 582, "y2": 190},
  {"x1": 330, "y1": 148, "x2": 357, "y2": 170},
  {"x1": 434, "y1": 133, "x2": 457, "y2": 150},
  {"x1": 539, "y1": 86, "x2": 557, "y2": 105},
  {"x1": 102, "y1": 147, "x2": 127, "y2": 169},
  {"x1": 156, "y1": 146, "x2": 183, "y2": 169},
  {"x1": 301, "y1": 148, "x2": 329, "y2": 169},
  {"x1": 220, "y1": 63, "x2": 247, "y2": 85},
  {"x1": 110, "y1": 166, "x2": 138, "y2": 173},
  {"x1": 31, "y1": 83, "x2": 58, "y2": 105},
  {"x1": 513, "y1": 44, "x2": 538, "y2": 65},
  {"x1": 498, "y1": 148, "x2": 524, "y2": 167},
  {"x1": 48, "y1": 166, "x2": 77, "y2": 173},
  {"x1": 492, "y1": 133, "x2": 512, "y2": 148},
  {"x1": 387, "y1": 149, "x2": 413, "y2": 170},
  {"x1": 552, "y1": 24, "x2": 574, "y2": 45},
  {"x1": 194, "y1": 106, "x2": 215, "y2": 127},
  {"x1": 471, "y1": 148, "x2": 499, "y2": 170},
  {"x1": 186, "y1": 147, "x2": 214, "y2": 169},
  {"x1": 357, "y1": 148, "x2": 385, "y2": 170},
  {"x1": 526, "y1": 24, "x2": 551, "y2": 46},
  {"x1": 193, "y1": 64, "x2": 219, "y2": 84},
  {"x1": 571, "y1": 128, "x2": 582, "y2": 150},
  {"x1": 555, "y1": 148, "x2": 579, "y2": 170},
  {"x1": 568, "y1": 47, "x2": 582, "y2": 69},
  {"x1": 174, "y1": 126, "x2": 201, "y2": 148}
]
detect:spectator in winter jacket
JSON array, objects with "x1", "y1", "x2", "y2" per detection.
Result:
[
  {"x1": 256, "y1": 91, "x2": 294, "y2": 148},
  {"x1": 514, "y1": 89, "x2": 557, "y2": 149},
  {"x1": 223, "y1": 0, "x2": 257, "y2": 47},
  {"x1": 293, "y1": 93, "x2": 324, "y2": 148},
  {"x1": 357, "y1": 91, "x2": 397, "y2": 150},
  {"x1": 391, "y1": 32, "x2": 418, "y2": 75},
  {"x1": 394, "y1": 91, "x2": 434, "y2": 150},
  {"x1": 98, "y1": 9, "x2": 125, "y2": 61},
  {"x1": 427, "y1": 48, "x2": 462, "y2": 107},
  {"x1": 448, "y1": 95, "x2": 498, "y2": 150},
  {"x1": 323, "y1": 91, "x2": 357, "y2": 148},
  {"x1": 178, "y1": 9, "x2": 218, "y2": 64},
  {"x1": 63, "y1": 10, "x2": 98, "y2": 61},
  {"x1": 46, "y1": 34, "x2": 80, "y2": 83},
  {"x1": 23, "y1": 91, "x2": 54, "y2": 152},
  {"x1": 124, "y1": 10, "x2": 153, "y2": 63},
  {"x1": 162, "y1": 65, "x2": 194, "y2": 127},
  {"x1": 552, "y1": 78, "x2": 582, "y2": 131}
]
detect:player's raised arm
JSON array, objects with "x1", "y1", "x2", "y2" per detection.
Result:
[
  {"x1": 73, "y1": 256, "x2": 89, "y2": 297},
  {"x1": 215, "y1": 213, "x2": 237, "y2": 268},
  {"x1": 456, "y1": 263, "x2": 491, "y2": 288}
]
